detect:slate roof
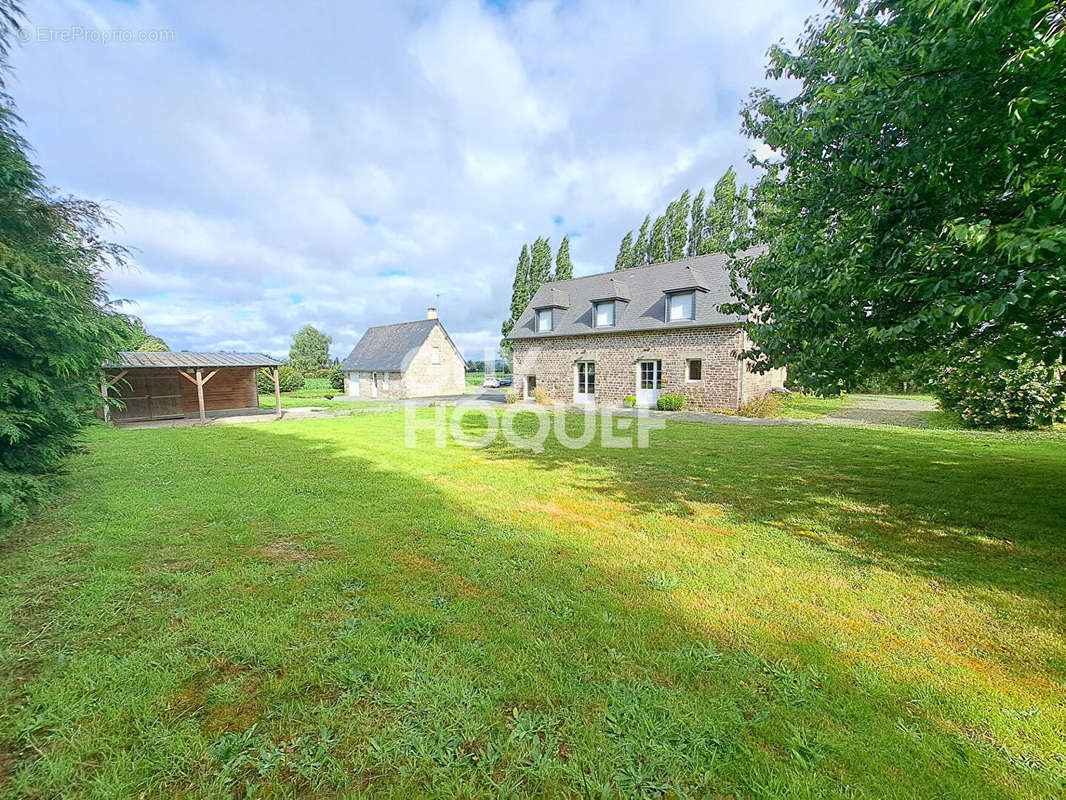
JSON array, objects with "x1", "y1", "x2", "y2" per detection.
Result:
[
  {"x1": 340, "y1": 319, "x2": 455, "y2": 372},
  {"x1": 509, "y1": 245, "x2": 765, "y2": 340},
  {"x1": 106, "y1": 351, "x2": 281, "y2": 369}
]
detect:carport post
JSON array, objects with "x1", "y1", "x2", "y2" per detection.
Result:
[
  {"x1": 273, "y1": 367, "x2": 281, "y2": 418},
  {"x1": 195, "y1": 368, "x2": 207, "y2": 424},
  {"x1": 100, "y1": 379, "x2": 110, "y2": 424}
]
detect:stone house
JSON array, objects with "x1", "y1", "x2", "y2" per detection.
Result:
[
  {"x1": 340, "y1": 309, "x2": 465, "y2": 399},
  {"x1": 508, "y1": 246, "x2": 786, "y2": 412}
]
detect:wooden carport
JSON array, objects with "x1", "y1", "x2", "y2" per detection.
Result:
[{"x1": 102, "y1": 351, "x2": 283, "y2": 424}]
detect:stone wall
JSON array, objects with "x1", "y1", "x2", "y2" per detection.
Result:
[
  {"x1": 342, "y1": 324, "x2": 465, "y2": 399},
  {"x1": 512, "y1": 326, "x2": 746, "y2": 411},
  {"x1": 402, "y1": 324, "x2": 466, "y2": 398}
]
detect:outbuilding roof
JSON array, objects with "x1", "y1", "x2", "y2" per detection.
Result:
[
  {"x1": 509, "y1": 245, "x2": 765, "y2": 340},
  {"x1": 340, "y1": 319, "x2": 458, "y2": 372},
  {"x1": 106, "y1": 351, "x2": 282, "y2": 369}
]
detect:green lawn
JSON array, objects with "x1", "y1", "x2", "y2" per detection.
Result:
[
  {"x1": 2, "y1": 411, "x2": 1064, "y2": 798},
  {"x1": 256, "y1": 378, "x2": 377, "y2": 411}
]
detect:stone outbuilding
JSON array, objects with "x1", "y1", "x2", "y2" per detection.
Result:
[
  {"x1": 508, "y1": 246, "x2": 786, "y2": 412},
  {"x1": 340, "y1": 309, "x2": 465, "y2": 399}
]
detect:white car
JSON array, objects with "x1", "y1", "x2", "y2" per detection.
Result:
[{"x1": 481, "y1": 376, "x2": 500, "y2": 388}]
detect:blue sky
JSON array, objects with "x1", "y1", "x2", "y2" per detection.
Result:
[{"x1": 10, "y1": 0, "x2": 818, "y2": 361}]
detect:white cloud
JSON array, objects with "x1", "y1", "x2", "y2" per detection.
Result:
[{"x1": 10, "y1": 0, "x2": 820, "y2": 360}]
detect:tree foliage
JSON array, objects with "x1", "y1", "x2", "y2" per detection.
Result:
[
  {"x1": 117, "y1": 316, "x2": 168, "y2": 352},
  {"x1": 288, "y1": 325, "x2": 331, "y2": 374},
  {"x1": 528, "y1": 236, "x2": 553, "y2": 296},
  {"x1": 0, "y1": 1, "x2": 128, "y2": 526},
  {"x1": 615, "y1": 230, "x2": 634, "y2": 270},
  {"x1": 730, "y1": 0, "x2": 1066, "y2": 393},
  {"x1": 554, "y1": 235, "x2": 573, "y2": 281},
  {"x1": 613, "y1": 169, "x2": 755, "y2": 268}
]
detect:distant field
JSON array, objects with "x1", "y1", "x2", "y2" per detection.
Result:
[{"x1": 465, "y1": 371, "x2": 513, "y2": 389}]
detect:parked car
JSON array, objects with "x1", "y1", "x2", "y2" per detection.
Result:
[
  {"x1": 481, "y1": 376, "x2": 500, "y2": 388},
  {"x1": 498, "y1": 376, "x2": 513, "y2": 387}
]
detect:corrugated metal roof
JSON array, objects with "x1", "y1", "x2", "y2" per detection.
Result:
[
  {"x1": 340, "y1": 319, "x2": 460, "y2": 372},
  {"x1": 509, "y1": 245, "x2": 764, "y2": 340},
  {"x1": 105, "y1": 351, "x2": 282, "y2": 369}
]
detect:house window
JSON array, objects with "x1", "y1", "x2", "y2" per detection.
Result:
[
  {"x1": 383, "y1": 372, "x2": 390, "y2": 390},
  {"x1": 536, "y1": 308, "x2": 553, "y2": 332},
  {"x1": 431, "y1": 346, "x2": 441, "y2": 364},
  {"x1": 594, "y1": 301, "x2": 615, "y2": 328},
  {"x1": 667, "y1": 291, "x2": 695, "y2": 321},
  {"x1": 687, "y1": 359, "x2": 702, "y2": 381}
]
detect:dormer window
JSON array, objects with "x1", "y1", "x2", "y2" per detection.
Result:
[
  {"x1": 667, "y1": 291, "x2": 695, "y2": 322},
  {"x1": 594, "y1": 300, "x2": 615, "y2": 328},
  {"x1": 536, "y1": 308, "x2": 553, "y2": 332}
]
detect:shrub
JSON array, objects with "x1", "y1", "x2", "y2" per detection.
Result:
[
  {"x1": 505, "y1": 390, "x2": 519, "y2": 404},
  {"x1": 533, "y1": 387, "x2": 552, "y2": 405},
  {"x1": 656, "y1": 393, "x2": 685, "y2": 411},
  {"x1": 257, "y1": 366, "x2": 306, "y2": 394},
  {"x1": 737, "y1": 392, "x2": 785, "y2": 418},
  {"x1": 622, "y1": 396, "x2": 636, "y2": 408},
  {"x1": 313, "y1": 368, "x2": 332, "y2": 379},
  {"x1": 931, "y1": 357, "x2": 1065, "y2": 429},
  {"x1": 328, "y1": 367, "x2": 345, "y2": 392}
]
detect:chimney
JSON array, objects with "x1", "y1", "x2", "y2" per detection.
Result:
[{"x1": 426, "y1": 307, "x2": 438, "y2": 319}]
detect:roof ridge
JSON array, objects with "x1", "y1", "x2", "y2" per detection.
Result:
[
  {"x1": 365, "y1": 318, "x2": 437, "y2": 329},
  {"x1": 535, "y1": 244, "x2": 764, "y2": 289}
]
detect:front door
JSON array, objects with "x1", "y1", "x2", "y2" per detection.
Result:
[
  {"x1": 348, "y1": 372, "x2": 360, "y2": 397},
  {"x1": 574, "y1": 362, "x2": 595, "y2": 404},
  {"x1": 637, "y1": 360, "x2": 662, "y2": 407}
]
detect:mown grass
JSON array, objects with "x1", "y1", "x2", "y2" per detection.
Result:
[
  {"x1": 256, "y1": 379, "x2": 376, "y2": 411},
  {"x1": 1, "y1": 410, "x2": 1064, "y2": 798}
]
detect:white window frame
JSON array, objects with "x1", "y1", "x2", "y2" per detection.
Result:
[
  {"x1": 667, "y1": 291, "x2": 695, "y2": 322},
  {"x1": 431, "y1": 346, "x2": 441, "y2": 365},
  {"x1": 536, "y1": 308, "x2": 553, "y2": 332},
  {"x1": 594, "y1": 301, "x2": 615, "y2": 328},
  {"x1": 383, "y1": 371, "x2": 390, "y2": 390},
  {"x1": 687, "y1": 359, "x2": 702, "y2": 382}
]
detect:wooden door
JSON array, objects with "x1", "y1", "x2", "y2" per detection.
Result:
[
  {"x1": 111, "y1": 372, "x2": 184, "y2": 421},
  {"x1": 147, "y1": 374, "x2": 183, "y2": 419}
]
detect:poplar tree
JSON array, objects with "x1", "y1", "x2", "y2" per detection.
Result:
[
  {"x1": 688, "y1": 188, "x2": 706, "y2": 256},
  {"x1": 648, "y1": 215, "x2": 668, "y2": 264},
  {"x1": 668, "y1": 190, "x2": 690, "y2": 260},
  {"x1": 633, "y1": 216, "x2": 651, "y2": 266},
  {"x1": 508, "y1": 244, "x2": 532, "y2": 322},
  {"x1": 704, "y1": 168, "x2": 738, "y2": 253},
  {"x1": 554, "y1": 235, "x2": 573, "y2": 281},
  {"x1": 615, "y1": 231, "x2": 634, "y2": 270},
  {"x1": 529, "y1": 236, "x2": 553, "y2": 296}
]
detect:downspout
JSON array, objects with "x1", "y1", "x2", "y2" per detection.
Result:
[{"x1": 736, "y1": 329, "x2": 745, "y2": 411}]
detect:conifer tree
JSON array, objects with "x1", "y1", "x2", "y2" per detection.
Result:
[
  {"x1": 554, "y1": 235, "x2": 573, "y2": 280},
  {"x1": 615, "y1": 231, "x2": 634, "y2": 270}
]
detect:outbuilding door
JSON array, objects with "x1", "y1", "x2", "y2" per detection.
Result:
[
  {"x1": 112, "y1": 373, "x2": 184, "y2": 421},
  {"x1": 636, "y1": 360, "x2": 662, "y2": 408}
]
